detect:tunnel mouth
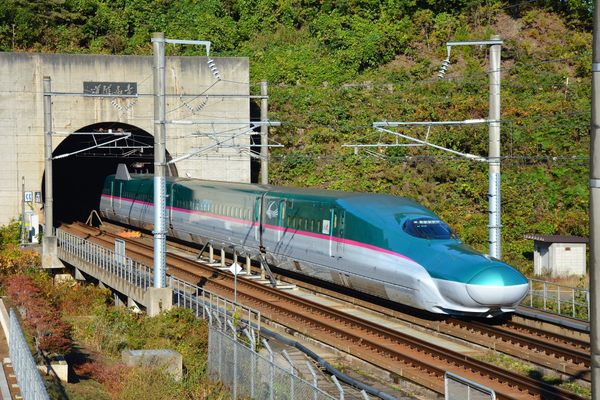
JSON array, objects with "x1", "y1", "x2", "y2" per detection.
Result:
[{"x1": 42, "y1": 122, "x2": 177, "y2": 226}]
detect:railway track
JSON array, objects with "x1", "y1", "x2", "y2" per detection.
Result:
[
  {"x1": 268, "y1": 267, "x2": 591, "y2": 381},
  {"x1": 122, "y1": 221, "x2": 589, "y2": 382},
  {"x1": 59, "y1": 222, "x2": 588, "y2": 399}
]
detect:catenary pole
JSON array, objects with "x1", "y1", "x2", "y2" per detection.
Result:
[
  {"x1": 152, "y1": 32, "x2": 167, "y2": 288},
  {"x1": 260, "y1": 81, "x2": 269, "y2": 184},
  {"x1": 590, "y1": 0, "x2": 600, "y2": 396},
  {"x1": 43, "y1": 76, "x2": 54, "y2": 237},
  {"x1": 488, "y1": 35, "x2": 502, "y2": 259}
]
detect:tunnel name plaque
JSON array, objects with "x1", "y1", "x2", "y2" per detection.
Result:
[{"x1": 83, "y1": 81, "x2": 137, "y2": 97}]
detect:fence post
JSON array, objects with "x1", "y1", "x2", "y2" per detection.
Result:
[
  {"x1": 282, "y1": 350, "x2": 295, "y2": 399},
  {"x1": 306, "y1": 361, "x2": 319, "y2": 400},
  {"x1": 262, "y1": 339, "x2": 274, "y2": 400},
  {"x1": 332, "y1": 375, "x2": 344, "y2": 400},
  {"x1": 215, "y1": 312, "x2": 223, "y2": 377},
  {"x1": 204, "y1": 306, "x2": 213, "y2": 326},
  {"x1": 557, "y1": 285, "x2": 561, "y2": 315},
  {"x1": 227, "y1": 320, "x2": 238, "y2": 399},
  {"x1": 243, "y1": 328, "x2": 256, "y2": 398}
]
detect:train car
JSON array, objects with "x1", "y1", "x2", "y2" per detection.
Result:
[{"x1": 99, "y1": 166, "x2": 529, "y2": 317}]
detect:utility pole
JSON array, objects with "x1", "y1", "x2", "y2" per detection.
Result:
[
  {"x1": 152, "y1": 32, "x2": 167, "y2": 288},
  {"x1": 442, "y1": 37, "x2": 503, "y2": 259},
  {"x1": 589, "y1": 0, "x2": 600, "y2": 396},
  {"x1": 488, "y1": 35, "x2": 502, "y2": 260},
  {"x1": 372, "y1": 37, "x2": 503, "y2": 259},
  {"x1": 260, "y1": 81, "x2": 269, "y2": 184},
  {"x1": 43, "y1": 76, "x2": 54, "y2": 237}
]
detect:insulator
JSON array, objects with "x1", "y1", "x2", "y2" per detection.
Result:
[
  {"x1": 207, "y1": 58, "x2": 222, "y2": 80},
  {"x1": 194, "y1": 96, "x2": 209, "y2": 112},
  {"x1": 438, "y1": 58, "x2": 451, "y2": 80}
]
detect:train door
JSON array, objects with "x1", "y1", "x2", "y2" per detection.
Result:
[
  {"x1": 108, "y1": 180, "x2": 115, "y2": 215},
  {"x1": 327, "y1": 208, "x2": 344, "y2": 258},
  {"x1": 276, "y1": 200, "x2": 286, "y2": 242},
  {"x1": 114, "y1": 180, "x2": 125, "y2": 223},
  {"x1": 328, "y1": 208, "x2": 335, "y2": 257},
  {"x1": 167, "y1": 183, "x2": 175, "y2": 231},
  {"x1": 255, "y1": 195, "x2": 264, "y2": 246},
  {"x1": 128, "y1": 179, "x2": 148, "y2": 226},
  {"x1": 336, "y1": 210, "x2": 345, "y2": 258},
  {"x1": 263, "y1": 196, "x2": 286, "y2": 248}
]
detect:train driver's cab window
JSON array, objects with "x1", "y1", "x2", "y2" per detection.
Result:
[{"x1": 402, "y1": 218, "x2": 456, "y2": 240}]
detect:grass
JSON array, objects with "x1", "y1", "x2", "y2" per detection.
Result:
[{"x1": 477, "y1": 352, "x2": 591, "y2": 399}]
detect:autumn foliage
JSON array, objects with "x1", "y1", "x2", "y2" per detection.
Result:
[{"x1": 6, "y1": 274, "x2": 73, "y2": 356}]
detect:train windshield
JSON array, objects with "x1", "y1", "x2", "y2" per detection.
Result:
[{"x1": 403, "y1": 218, "x2": 456, "y2": 240}]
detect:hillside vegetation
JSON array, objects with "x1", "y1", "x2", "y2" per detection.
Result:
[{"x1": 0, "y1": 0, "x2": 593, "y2": 273}]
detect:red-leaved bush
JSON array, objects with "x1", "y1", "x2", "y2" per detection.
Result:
[
  {"x1": 75, "y1": 361, "x2": 130, "y2": 397},
  {"x1": 6, "y1": 274, "x2": 73, "y2": 356}
]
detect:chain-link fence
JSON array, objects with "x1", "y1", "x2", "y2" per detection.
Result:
[
  {"x1": 9, "y1": 309, "x2": 49, "y2": 400},
  {"x1": 169, "y1": 275, "x2": 261, "y2": 334},
  {"x1": 520, "y1": 278, "x2": 589, "y2": 322},
  {"x1": 208, "y1": 321, "x2": 336, "y2": 400}
]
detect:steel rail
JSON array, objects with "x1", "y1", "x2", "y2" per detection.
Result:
[{"x1": 450, "y1": 319, "x2": 590, "y2": 368}]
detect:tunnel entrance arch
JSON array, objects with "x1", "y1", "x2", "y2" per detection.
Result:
[{"x1": 42, "y1": 122, "x2": 178, "y2": 225}]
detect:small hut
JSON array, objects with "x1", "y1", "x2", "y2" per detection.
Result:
[{"x1": 524, "y1": 234, "x2": 588, "y2": 277}]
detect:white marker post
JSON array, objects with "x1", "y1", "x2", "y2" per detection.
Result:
[{"x1": 229, "y1": 262, "x2": 243, "y2": 303}]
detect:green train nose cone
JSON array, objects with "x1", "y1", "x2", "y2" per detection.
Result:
[
  {"x1": 469, "y1": 265, "x2": 527, "y2": 286},
  {"x1": 466, "y1": 264, "x2": 529, "y2": 305}
]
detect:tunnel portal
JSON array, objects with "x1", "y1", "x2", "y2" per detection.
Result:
[{"x1": 43, "y1": 122, "x2": 177, "y2": 225}]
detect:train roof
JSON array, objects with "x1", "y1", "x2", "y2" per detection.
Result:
[{"x1": 108, "y1": 173, "x2": 427, "y2": 210}]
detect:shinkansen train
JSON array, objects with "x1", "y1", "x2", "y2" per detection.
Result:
[{"x1": 99, "y1": 165, "x2": 529, "y2": 316}]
